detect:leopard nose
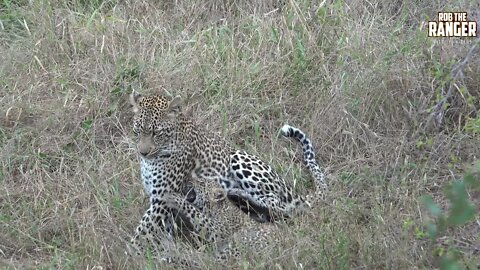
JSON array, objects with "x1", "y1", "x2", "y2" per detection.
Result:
[
  {"x1": 139, "y1": 149, "x2": 150, "y2": 156},
  {"x1": 138, "y1": 146, "x2": 152, "y2": 156}
]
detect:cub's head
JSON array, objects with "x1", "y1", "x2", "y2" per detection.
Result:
[
  {"x1": 210, "y1": 186, "x2": 227, "y2": 203},
  {"x1": 195, "y1": 180, "x2": 227, "y2": 205},
  {"x1": 129, "y1": 91, "x2": 182, "y2": 158}
]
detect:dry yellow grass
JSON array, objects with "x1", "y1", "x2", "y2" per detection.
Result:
[{"x1": 1, "y1": 0, "x2": 479, "y2": 269}]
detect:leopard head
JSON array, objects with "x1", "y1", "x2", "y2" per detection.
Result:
[
  {"x1": 211, "y1": 186, "x2": 227, "y2": 203},
  {"x1": 197, "y1": 180, "x2": 227, "y2": 205},
  {"x1": 129, "y1": 90, "x2": 182, "y2": 159}
]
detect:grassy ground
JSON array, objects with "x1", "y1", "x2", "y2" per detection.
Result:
[{"x1": 1, "y1": 0, "x2": 479, "y2": 269}]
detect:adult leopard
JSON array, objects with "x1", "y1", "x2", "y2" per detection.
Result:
[
  {"x1": 150, "y1": 124, "x2": 328, "y2": 265},
  {"x1": 128, "y1": 91, "x2": 326, "y2": 254}
]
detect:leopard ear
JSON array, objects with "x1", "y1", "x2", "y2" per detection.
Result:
[
  {"x1": 168, "y1": 95, "x2": 182, "y2": 113},
  {"x1": 130, "y1": 90, "x2": 143, "y2": 113}
]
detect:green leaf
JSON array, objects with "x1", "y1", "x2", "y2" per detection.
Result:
[
  {"x1": 81, "y1": 119, "x2": 94, "y2": 130},
  {"x1": 463, "y1": 163, "x2": 480, "y2": 190},
  {"x1": 440, "y1": 257, "x2": 462, "y2": 270},
  {"x1": 424, "y1": 222, "x2": 437, "y2": 240},
  {"x1": 270, "y1": 26, "x2": 279, "y2": 42},
  {"x1": 421, "y1": 195, "x2": 442, "y2": 217},
  {"x1": 440, "y1": 251, "x2": 463, "y2": 270},
  {"x1": 317, "y1": 7, "x2": 327, "y2": 20},
  {"x1": 250, "y1": 62, "x2": 261, "y2": 74},
  {"x1": 445, "y1": 182, "x2": 475, "y2": 225},
  {"x1": 414, "y1": 226, "x2": 427, "y2": 239},
  {"x1": 463, "y1": 172, "x2": 475, "y2": 186},
  {"x1": 110, "y1": 86, "x2": 123, "y2": 97},
  {"x1": 402, "y1": 218, "x2": 413, "y2": 230}
]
